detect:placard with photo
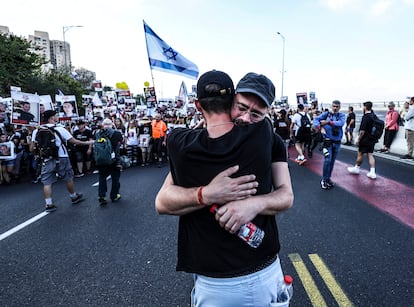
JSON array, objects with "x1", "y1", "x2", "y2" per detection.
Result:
[
  {"x1": 11, "y1": 91, "x2": 40, "y2": 126},
  {"x1": 55, "y1": 95, "x2": 79, "y2": 121},
  {"x1": 0, "y1": 141, "x2": 15, "y2": 159}
]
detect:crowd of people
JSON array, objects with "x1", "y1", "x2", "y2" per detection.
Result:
[{"x1": 0, "y1": 95, "x2": 413, "y2": 186}]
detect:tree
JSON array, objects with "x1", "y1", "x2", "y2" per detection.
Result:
[
  {"x1": 0, "y1": 33, "x2": 45, "y2": 97},
  {"x1": 73, "y1": 67, "x2": 96, "y2": 91}
]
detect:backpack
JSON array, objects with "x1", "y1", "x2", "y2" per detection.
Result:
[
  {"x1": 35, "y1": 126, "x2": 60, "y2": 159},
  {"x1": 368, "y1": 113, "x2": 385, "y2": 142},
  {"x1": 297, "y1": 113, "x2": 312, "y2": 137},
  {"x1": 93, "y1": 129, "x2": 115, "y2": 166},
  {"x1": 397, "y1": 113, "x2": 404, "y2": 126}
]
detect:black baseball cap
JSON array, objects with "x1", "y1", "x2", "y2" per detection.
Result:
[
  {"x1": 197, "y1": 70, "x2": 234, "y2": 99},
  {"x1": 44, "y1": 110, "x2": 57, "y2": 121},
  {"x1": 236, "y1": 72, "x2": 275, "y2": 107}
]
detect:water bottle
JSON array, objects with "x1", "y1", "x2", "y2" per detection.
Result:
[
  {"x1": 210, "y1": 204, "x2": 265, "y2": 248},
  {"x1": 277, "y1": 275, "x2": 293, "y2": 303}
]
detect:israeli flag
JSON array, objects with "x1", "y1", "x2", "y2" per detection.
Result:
[{"x1": 143, "y1": 20, "x2": 199, "y2": 79}]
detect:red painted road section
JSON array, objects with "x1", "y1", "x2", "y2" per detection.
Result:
[{"x1": 289, "y1": 150, "x2": 414, "y2": 229}]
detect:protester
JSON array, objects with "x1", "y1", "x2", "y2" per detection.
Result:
[
  {"x1": 290, "y1": 104, "x2": 312, "y2": 165},
  {"x1": 156, "y1": 71, "x2": 293, "y2": 306},
  {"x1": 401, "y1": 97, "x2": 414, "y2": 159},
  {"x1": 151, "y1": 113, "x2": 167, "y2": 167},
  {"x1": 31, "y1": 110, "x2": 93, "y2": 212},
  {"x1": 125, "y1": 119, "x2": 139, "y2": 166},
  {"x1": 378, "y1": 101, "x2": 399, "y2": 153},
  {"x1": 347, "y1": 101, "x2": 377, "y2": 179},
  {"x1": 345, "y1": 106, "x2": 356, "y2": 145},
  {"x1": 72, "y1": 120, "x2": 93, "y2": 177},
  {"x1": 138, "y1": 117, "x2": 152, "y2": 166},
  {"x1": 313, "y1": 100, "x2": 346, "y2": 189},
  {"x1": 96, "y1": 118, "x2": 123, "y2": 205}
]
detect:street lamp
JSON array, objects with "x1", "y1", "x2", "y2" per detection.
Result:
[
  {"x1": 62, "y1": 25, "x2": 83, "y2": 70},
  {"x1": 277, "y1": 32, "x2": 285, "y2": 99}
]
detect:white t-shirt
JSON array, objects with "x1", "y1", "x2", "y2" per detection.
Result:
[{"x1": 32, "y1": 124, "x2": 72, "y2": 158}]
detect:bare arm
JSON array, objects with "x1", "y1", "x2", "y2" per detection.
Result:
[
  {"x1": 155, "y1": 165, "x2": 258, "y2": 216},
  {"x1": 68, "y1": 137, "x2": 94, "y2": 146},
  {"x1": 214, "y1": 161, "x2": 294, "y2": 234}
]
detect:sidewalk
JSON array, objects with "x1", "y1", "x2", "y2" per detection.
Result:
[{"x1": 342, "y1": 143, "x2": 414, "y2": 166}]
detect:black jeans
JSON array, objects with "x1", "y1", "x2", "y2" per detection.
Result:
[{"x1": 98, "y1": 164, "x2": 121, "y2": 200}]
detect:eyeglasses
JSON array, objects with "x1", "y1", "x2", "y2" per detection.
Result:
[{"x1": 234, "y1": 102, "x2": 266, "y2": 122}]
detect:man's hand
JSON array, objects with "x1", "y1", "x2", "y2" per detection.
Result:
[
  {"x1": 214, "y1": 199, "x2": 259, "y2": 234},
  {"x1": 202, "y1": 165, "x2": 258, "y2": 206}
]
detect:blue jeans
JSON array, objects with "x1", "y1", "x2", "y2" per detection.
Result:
[
  {"x1": 322, "y1": 142, "x2": 341, "y2": 181},
  {"x1": 191, "y1": 257, "x2": 289, "y2": 307}
]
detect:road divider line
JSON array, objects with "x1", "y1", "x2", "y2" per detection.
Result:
[
  {"x1": 92, "y1": 175, "x2": 111, "y2": 187},
  {"x1": 288, "y1": 253, "x2": 328, "y2": 307},
  {"x1": 309, "y1": 254, "x2": 354, "y2": 307},
  {"x1": 0, "y1": 212, "x2": 49, "y2": 241}
]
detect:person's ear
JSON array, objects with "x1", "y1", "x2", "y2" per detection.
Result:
[{"x1": 195, "y1": 100, "x2": 202, "y2": 112}]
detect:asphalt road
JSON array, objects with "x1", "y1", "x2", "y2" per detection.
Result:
[{"x1": 0, "y1": 147, "x2": 413, "y2": 307}]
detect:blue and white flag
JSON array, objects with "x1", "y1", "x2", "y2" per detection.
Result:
[{"x1": 143, "y1": 20, "x2": 199, "y2": 79}]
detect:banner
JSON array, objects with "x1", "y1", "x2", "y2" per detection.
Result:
[{"x1": 143, "y1": 20, "x2": 199, "y2": 79}]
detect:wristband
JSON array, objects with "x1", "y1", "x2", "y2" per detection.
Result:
[{"x1": 197, "y1": 186, "x2": 207, "y2": 206}]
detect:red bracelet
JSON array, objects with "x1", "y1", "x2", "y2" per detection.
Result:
[{"x1": 197, "y1": 186, "x2": 207, "y2": 206}]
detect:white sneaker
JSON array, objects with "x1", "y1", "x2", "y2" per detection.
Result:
[
  {"x1": 367, "y1": 172, "x2": 377, "y2": 179},
  {"x1": 347, "y1": 166, "x2": 360, "y2": 174}
]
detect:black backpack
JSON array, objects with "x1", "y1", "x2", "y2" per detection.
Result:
[
  {"x1": 368, "y1": 113, "x2": 385, "y2": 142},
  {"x1": 35, "y1": 126, "x2": 61, "y2": 159},
  {"x1": 297, "y1": 113, "x2": 312, "y2": 137}
]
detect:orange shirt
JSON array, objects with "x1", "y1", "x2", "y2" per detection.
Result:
[{"x1": 151, "y1": 119, "x2": 167, "y2": 139}]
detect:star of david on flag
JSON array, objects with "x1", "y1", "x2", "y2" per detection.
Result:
[{"x1": 143, "y1": 20, "x2": 199, "y2": 79}]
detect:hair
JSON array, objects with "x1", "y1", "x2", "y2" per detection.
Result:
[
  {"x1": 349, "y1": 106, "x2": 353, "y2": 111},
  {"x1": 332, "y1": 100, "x2": 341, "y2": 106},
  {"x1": 363, "y1": 101, "x2": 373, "y2": 110},
  {"x1": 198, "y1": 84, "x2": 233, "y2": 113}
]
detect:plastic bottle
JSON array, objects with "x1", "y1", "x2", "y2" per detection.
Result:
[
  {"x1": 210, "y1": 204, "x2": 265, "y2": 248},
  {"x1": 277, "y1": 275, "x2": 293, "y2": 303}
]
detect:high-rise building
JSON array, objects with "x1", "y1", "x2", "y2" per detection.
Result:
[
  {"x1": 50, "y1": 40, "x2": 69, "y2": 70},
  {"x1": 28, "y1": 31, "x2": 54, "y2": 72}
]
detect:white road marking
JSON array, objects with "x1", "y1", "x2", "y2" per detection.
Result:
[
  {"x1": 92, "y1": 175, "x2": 111, "y2": 187},
  {"x1": 0, "y1": 211, "x2": 49, "y2": 241}
]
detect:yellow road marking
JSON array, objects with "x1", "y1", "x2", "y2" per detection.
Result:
[
  {"x1": 309, "y1": 254, "x2": 354, "y2": 307},
  {"x1": 289, "y1": 253, "x2": 328, "y2": 307}
]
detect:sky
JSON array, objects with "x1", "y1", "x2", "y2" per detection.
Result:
[{"x1": 2, "y1": 0, "x2": 414, "y2": 105}]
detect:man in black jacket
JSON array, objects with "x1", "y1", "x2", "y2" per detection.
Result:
[{"x1": 96, "y1": 118, "x2": 123, "y2": 205}]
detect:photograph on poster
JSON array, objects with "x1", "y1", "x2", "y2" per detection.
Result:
[
  {"x1": 0, "y1": 141, "x2": 15, "y2": 159},
  {"x1": 11, "y1": 91, "x2": 40, "y2": 126},
  {"x1": 55, "y1": 95, "x2": 79, "y2": 120},
  {"x1": 0, "y1": 98, "x2": 11, "y2": 126}
]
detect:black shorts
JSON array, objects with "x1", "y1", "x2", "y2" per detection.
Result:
[{"x1": 358, "y1": 137, "x2": 375, "y2": 153}]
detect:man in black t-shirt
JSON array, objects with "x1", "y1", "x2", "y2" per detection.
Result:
[
  {"x1": 345, "y1": 106, "x2": 356, "y2": 145},
  {"x1": 73, "y1": 120, "x2": 93, "y2": 176},
  {"x1": 347, "y1": 101, "x2": 377, "y2": 179},
  {"x1": 156, "y1": 71, "x2": 294, "y2": 306}
]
